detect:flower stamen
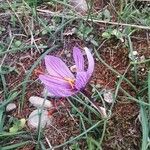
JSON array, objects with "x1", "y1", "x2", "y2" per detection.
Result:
[{"x1": 64, "y1": 78, "x2": 75, "y2": 89}]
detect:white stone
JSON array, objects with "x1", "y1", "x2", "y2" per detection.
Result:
[
  {"x1": 99, "y1": 107, "x2": 107, "y2": 118},
  {"x1": 6, "y1": 103, "x2": 16, "y2": 112},
  {"x1": 129, "y1": 51, "x2": 138, "y2": 61},
  {"x1": 28, "y1": 109, "x2": 52, "y2": 129},
  {"x1": 29, "y1": 96, "x2": 53, "y2": 108},
  {"x1": 70, "y1": 0, "x2": 88, "y2": 13},
  {"x1": 103, "y1": 90, "x2": 114, "y2": 103},
  {"x1": 132, "y1": 51, "x2": 138, "y2": 56},
  {"x1": 141, "y1": 68, "x2": 145, "y2": 72}
]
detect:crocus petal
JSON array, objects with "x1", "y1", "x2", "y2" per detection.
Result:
[
  {"x1": 84, "y1": 47, "x2": 94, "y2": 79},
  {"x1": 39, "y1": 75, "x2": 75, "y2": 97},
  {"x1": 45, "y1": 55, "x2": 74, "y2": 79},
  {"x1": 75, "y1": 72, "x2": 88, "y2": 90},
  {"x1": 73, "y1": 47, "x2": 84, "y2": 71},
  {"x1": 46, "y1": 86, "x2": 75, "y2": 97},
  {"x1": 39, "y1": 74, "x2": 70, "y2": 89}
]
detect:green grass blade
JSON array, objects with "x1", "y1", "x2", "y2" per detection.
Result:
[
  {"x1": 1, "y1": 141, "x2": 30, "y2": 150},
  {"x1": 148, "y1": 71, "x2": 150, "y2": 115},
  {"x1": 0, "y1": 107, "x2": 4, "y2": 132},
  {"x1": 0, "y1": 92, "x2": 19, "y2": 109},
  {"x1": 0, "y1": 131, "x2": 26, "y2": 137},
  {"x1": 139, "y1": 98, "x2": 149, "y2": 150}
]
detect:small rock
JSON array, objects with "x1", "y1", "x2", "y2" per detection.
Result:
[
  {"x1": 29, "y1": 96, "x2": 53, "y2": 108},
  {"x1": 129, "y1": 51, "x2": 138, "y2": 61},
  {"x1": 132, "y1": 51, "x2": 138, "y2": 56},
  {"x1": 103, "y1": 90, "x2": 114, "y2": 103},
  {"x1": 70, "y1": 65, "x2": 77, "y2": 73},
  {"x1": 99, "y1": 107, "x2": 107, "y2": 118},
  {"x1": 28, "y1": 109, "x2": 52, "y2": 129},
  {"x1": 6, "y1": 103, "x2": 16, "y2": 112},
  {"x1": 64, "y1": 50, "x2": 69, "y2": 55},
  {"x1": 64, "y1": 50, "x2": 71, "y2": 57},
  {"x1": 70, "y1": 0, "x2": 88, "y2": 13},
  {"x1": 141, "y1": 68, "x2": 145, "y2": 72},
  {"x1": 66, "y1": 53, "x2": 71, "y2": 58}
]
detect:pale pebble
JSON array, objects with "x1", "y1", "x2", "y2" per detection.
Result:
[
  {"x1": 28, "y1": 109, "x2": 52, "y2": 129},
  {"x1": 103, "y1": 90, "x2": 114, "y2": 103},
  {"x1": 6, "y1": 103, "x2": 17, "y2": 112},
  {"x1": 29, "y1": 96, "x2": 53, "y2": 108},
  {"x1": 99, "y1": 107, "x2": 107, "y2": 118}
]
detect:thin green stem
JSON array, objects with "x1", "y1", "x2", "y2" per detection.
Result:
[
  {"x1": 99, "y1": 119, "x2": 108, "y2": 146},
  {"x1": 127, "y1": 35, "x2": 138, "y2": 84}
]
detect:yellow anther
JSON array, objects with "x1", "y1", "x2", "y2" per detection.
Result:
[{"x1": 64, "y1": 78, "x2": 75, "y2": 89}]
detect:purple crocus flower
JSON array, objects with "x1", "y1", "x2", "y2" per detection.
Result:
[{"x1": 39, "y1": 47, "x2": 94, "y2": 97}]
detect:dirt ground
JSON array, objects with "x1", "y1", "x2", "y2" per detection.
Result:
[{"x1": 0, "y1": 0, "x2": 150, "y2": 149}]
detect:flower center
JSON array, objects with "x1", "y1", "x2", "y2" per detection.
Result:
[{"x1": 64, "y1": 78, "x2": 75, "y2": 89}]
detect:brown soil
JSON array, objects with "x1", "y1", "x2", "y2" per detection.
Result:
[
  {"x1": 1, "y1": 0, "x2": 150, "y2": 150},
  {"x1": 103, "y1": 102, "x2": 140, "y2": 150}
]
